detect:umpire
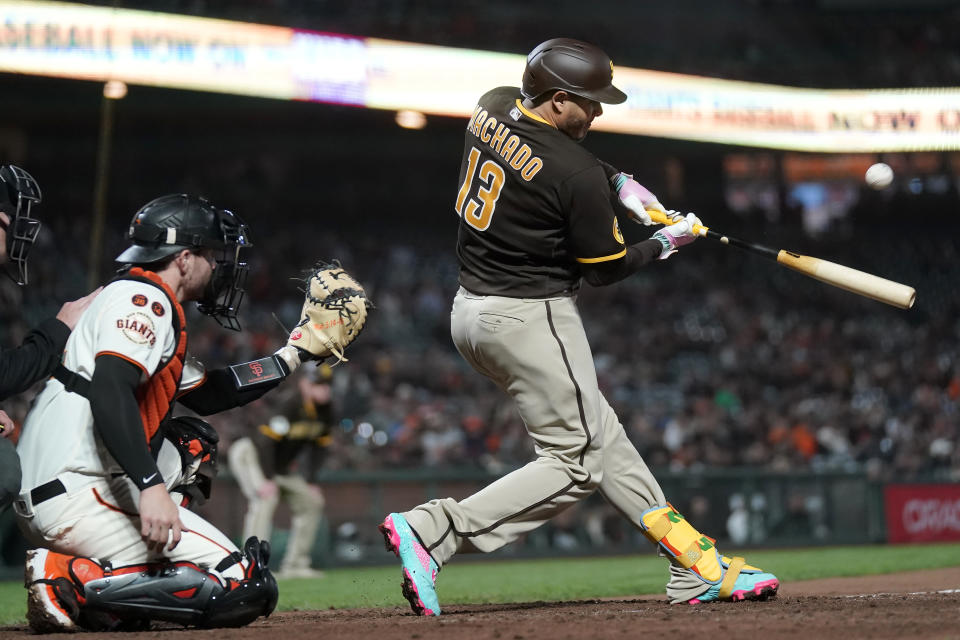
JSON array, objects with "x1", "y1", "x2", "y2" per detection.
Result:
[
  {"x1": 380, "y1": 38, "x2": 779, "y2": 615},
  {"x1": 0, "y1": 165, "x2": 98, "y2": 507}
]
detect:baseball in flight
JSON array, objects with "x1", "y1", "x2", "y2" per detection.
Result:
[{"x1": 865, "y1": 162, "x2": 894, "y2": 189}]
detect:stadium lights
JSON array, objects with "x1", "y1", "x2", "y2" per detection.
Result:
[
  {"x1": 103, "y1": 80, "x2": 128, "y2": 100},
  {"x1": 395, "y1": 110, "x2": 427, "y2": 129},
  {"x1": 3, "y1": 0, "x2": 960, "y2": 151}
]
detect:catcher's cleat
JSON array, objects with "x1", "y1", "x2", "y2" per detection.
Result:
[
  {"x1": 686, "y1": 556, "x2": 779, "y2": 604},
  {"x1": 378, "y1": 513, "x2": 441, "y2": 616},
  {"x1": 24, "y1": 548, "x2": 84, "y2": 633}
]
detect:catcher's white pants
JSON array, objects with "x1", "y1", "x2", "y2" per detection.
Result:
[
  {"x1": 403, "y1": 288, "x2": 707, "y2": 602},
  {"x1": 228, "y1": 437, "x2": 324, "y2": 572},
  {"x1": 15, "y1": 439, "x2": 245, "y2": 581}
]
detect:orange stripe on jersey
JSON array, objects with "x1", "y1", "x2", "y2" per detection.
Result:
[
  {"x1": 95, "y1": 351, "x2": 149, "y2": 377},
  {"x1": 576, "y1": 248, "x2": 627, "y2": 263},
  {"x1": 515, "y1": 99, "x2": 555, "y2": 128}
]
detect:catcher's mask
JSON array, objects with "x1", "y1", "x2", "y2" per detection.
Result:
[
  {"x1": 521, "y1": 37, "x2": 626, "y2": 105},
  {"x1": 0, "y1": 164, "x2": 42, "y2": 286},
  {"x1": 115, "y1": 194, "x2": 252, "y2": 330}
]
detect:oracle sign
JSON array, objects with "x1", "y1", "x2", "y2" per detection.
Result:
[{"x1": 885, "y1": 484, "x2": 960, "y2": 543}]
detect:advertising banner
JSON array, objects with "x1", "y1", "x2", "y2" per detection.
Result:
[
  {"x1": 884, "y1": 484, "x2": 960, "y2": 543},
  {"x1": 4, "y1": 1, "x2": 960, "y2": 151}
]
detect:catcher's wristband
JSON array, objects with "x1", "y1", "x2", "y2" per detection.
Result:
[
  {"x1": 229, "y1": 355, "x2": 290, "y2": 391},
  {"x1": 274, "y1": 345, "x2": 304, "y2": 372}
]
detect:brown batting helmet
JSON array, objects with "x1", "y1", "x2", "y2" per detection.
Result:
[{"x1": 521, "y1": 38, "x2": 627, "y2": 104}]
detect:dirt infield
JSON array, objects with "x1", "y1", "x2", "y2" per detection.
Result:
[{"x1": 3, "y1": 567, "x2": 958, "y2": 639}]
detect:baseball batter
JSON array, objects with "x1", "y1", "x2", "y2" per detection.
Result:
[
  {"x1": 15, "y1": 194, "x2": 286, "y2": 632},
  {"x1": 0, "y1": 164, "x2": 99, "y2": 508},
  {"x1": 380, "y1": 38, "x2": 779, "y2": 615}
]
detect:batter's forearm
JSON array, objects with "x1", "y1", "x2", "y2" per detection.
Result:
[
  {"x1": 580, "y1": 240, "x2": 664, "y2": 286},
  {"x1": 597, "y1": 159, "x2": 621, "y2": 182}
]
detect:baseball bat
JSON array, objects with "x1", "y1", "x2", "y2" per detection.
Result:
[{"x1": 644, "y1": 209, "x2": 916, "y2": 310}]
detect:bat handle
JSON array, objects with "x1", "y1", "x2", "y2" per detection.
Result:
[{"x1": 644, "y1": 208, "x2": 709, "y2": 237}]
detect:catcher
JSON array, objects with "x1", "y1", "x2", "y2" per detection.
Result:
[{"x1": 14, "y1": 193, "x2": 369, "y2": 632}]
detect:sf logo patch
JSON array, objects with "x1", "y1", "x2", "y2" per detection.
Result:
[
  {"x1": 131, "y1": 294, "x2": 147, "y2": 307},
  {"x1": 151, "y1": 301, "x2": 165, "y2": 317}
]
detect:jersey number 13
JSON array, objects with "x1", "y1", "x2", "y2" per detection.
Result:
[{"x1": 455, "y1": 146, "x2": 505, "y2": 231}]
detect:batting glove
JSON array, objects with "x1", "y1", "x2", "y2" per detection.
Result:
[
  {"x1": 613, "y1": 172, "x2": 665, "y2": 226},
  {"x1": 651, "y1": 211, "x2": 702, "y2": 260}
]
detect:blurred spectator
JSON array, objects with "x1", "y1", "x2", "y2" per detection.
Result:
[
  {"x1": 226, "y1": 365, "x2": 334, "y2": 578},
  {"x1": 2, "y1": 2, "x2": 958, "y2": 490}
]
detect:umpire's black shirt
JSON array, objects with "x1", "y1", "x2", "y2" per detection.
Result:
[{"x1": 0, "y1": 317, "x2": 69, "y2": 400}]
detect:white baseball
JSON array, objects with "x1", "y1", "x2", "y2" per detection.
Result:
[{"x1": 865, "y1": 162, "x2": 894, "y2": 190}]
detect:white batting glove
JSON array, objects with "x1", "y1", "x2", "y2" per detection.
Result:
[
  {"x1": 613, "y1": 172, "x2": 665, "y2": 226},
  {"x1": 651, "y1": 211, "x2": 702, "y2": 260}
]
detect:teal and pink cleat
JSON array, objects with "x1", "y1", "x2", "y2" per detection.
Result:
[
  {"x1": 687, "y1": 559, "x2": 779, "y2": 604},
  {"x1": 378, "y1": 513, "x2": 441, "y2": 616}
]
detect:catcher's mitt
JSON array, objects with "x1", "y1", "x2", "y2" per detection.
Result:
[{"x1": 285, "y1": 261, "x2": 371, "y2": 364}]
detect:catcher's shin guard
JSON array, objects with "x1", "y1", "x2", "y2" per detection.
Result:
[
  {"x1": 85, "y1": 537, "x2": 277, "y2": 629},
  {"x1": 29, "y1": 537, "x2": 278, "y2": 630},
  {"x1": 640, "y1": 504, "x2": 765, "y2": 593},
  {"x1": 203, "y1": 536, "x2": 279, "y2": 628}
]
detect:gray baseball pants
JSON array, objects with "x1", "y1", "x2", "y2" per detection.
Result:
[
  {"x1": 0, "y1": 437, "x2": 21, "y2": 509},
  {"x1": 402, "y1": 287, "x2": 708, "y2": 602},
  {"x1": 228, "y1": 437, "x2": 324, "y2": 573}
]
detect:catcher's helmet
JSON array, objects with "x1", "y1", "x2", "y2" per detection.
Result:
[
  {"x1": 521, "y1": 38, "x2": 627, "y2": 105},
  {"x1": 115, "y1": 194, "x2": 252, "y2": 330},
  {"x1": 0, "y1": 164, "x2": 42, "y2": 286}
]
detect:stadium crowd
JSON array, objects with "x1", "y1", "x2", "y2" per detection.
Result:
[
  {"x1": 7, "y1": 194, "x2": 954, "y2": 486},
  {"x1": 212, "y1": 213, "x2": 957, "y2": 485},
  {"x1": 1, "y1": 2, "x2": 957, "y2": 519}
]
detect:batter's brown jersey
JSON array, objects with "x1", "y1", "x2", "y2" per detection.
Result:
[{"x1": 456, "y1": 86, "x2": 625, "y2": 298}]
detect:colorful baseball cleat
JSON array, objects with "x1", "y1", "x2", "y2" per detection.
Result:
[
  {"x1": 378, "y1": 513, "x2": 441, "y2": 616},
  {"x1": 24, "y1": 548, "x2": 84, "y2": 633},
  {"x1": 687, "y1": 556, "x2": 779, "y2": 604}
]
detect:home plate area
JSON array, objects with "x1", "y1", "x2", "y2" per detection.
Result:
[{"x1": 3, "y1": 567, "x2": 957, "y2": 639}]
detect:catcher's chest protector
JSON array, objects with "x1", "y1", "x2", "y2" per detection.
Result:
[
  {"x1": 52, "y1": 268, "x2": 187, "y2": 453},
  {"x1": 125, "y1": 268, "x2": 188, "y2": 447}
]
